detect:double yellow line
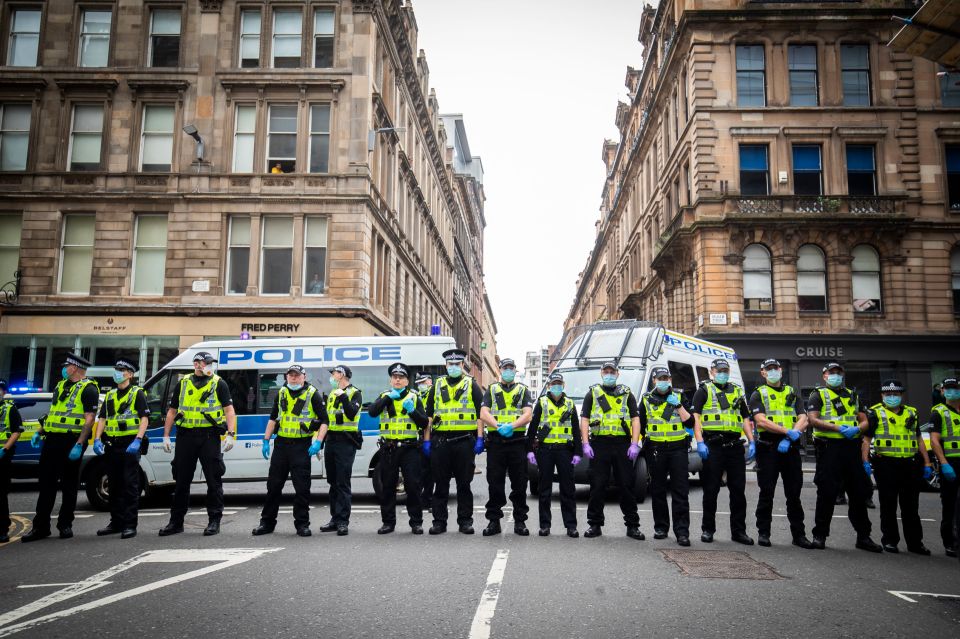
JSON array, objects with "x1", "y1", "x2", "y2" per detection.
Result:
[{"x1": 0, "y1": 515, "x2": 30, "y2": 547}]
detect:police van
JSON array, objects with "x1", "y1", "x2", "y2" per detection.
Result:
[
  {"x1": 76, "y1": 335, "x2": 455, "y2": 509},
  {"x1": 534, "y1": 320, "x2": 744, "y2": 501}
]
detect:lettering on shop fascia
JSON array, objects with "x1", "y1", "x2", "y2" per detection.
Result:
[
  {"x1": 794, "y1": 346, "x2": 843, "y2": 359},
  {"x1": 240, "y1": 323, "x2": 301, "y2": 333},
  {"x1": 92, "y1": 318, "x2": 126, "y2": 333}
]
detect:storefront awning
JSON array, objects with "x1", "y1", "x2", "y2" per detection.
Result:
[{"x1": 888, "y1": 0, "x2": 960, "y2": 69}]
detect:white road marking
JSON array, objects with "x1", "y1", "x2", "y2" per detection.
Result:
[
  {"x1": 0, "y1": 548, "x2": 280, "y2": 637},
  {"x1": 16, "y1": 584, "x2": 88, "y2": 589},
  {"x1": 887, "y1": 590, "x2": 960, "y2": 604},
  {"x1": 468, "y1": 549, "x2": 510, "y2": 639}
]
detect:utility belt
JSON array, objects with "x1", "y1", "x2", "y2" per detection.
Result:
[
  {"x1": 589, "y1": 434, "x2": 631, "y2": 444},
  {"x1": 487, "y1": 434, "x2": 526, "y2": 446},
  {"x1": 103, "y1": 433, "x2": 149, "y2": 454},
  {"x1": 378, "y1": 438, "x2": 420, "y2": 450},
  {"x1": 431, "y1": 432, "x2": 474, "y2": 444},
  {"x1": 327, "y1": 430, "x2": 363, "y2": 449},
  {"x1": 538, "y1": 442, "x2": 575, "y2": 450},
  {"x1": 644, "y1": 438, "x2": 687, "y2": 452},
  {"x1": 703, "y1": 433, "x2": 742, "y2": 448},
  {"x1": 175, "y1": 411, "x2": 227, "y2": 436},
  {"x1": 757, "y1": 432, "x2": 786, "y2": 445},
  {"x1": 814, "y1": 437, "x2": 859, "y2": 450}
]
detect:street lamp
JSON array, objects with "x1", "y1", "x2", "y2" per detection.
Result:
[
  {"x1": 182, "y1": 124, "x2": 204, "y2": 161},
  {"x1": 368, "y1": 126, "x2": 406, "y2": 152}
]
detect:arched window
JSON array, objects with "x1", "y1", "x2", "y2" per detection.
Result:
[
  {"x1": 743, "y1": 244, "x2": 773, "y2": 311},
  {"x1": 951, "y1": 245, "x2": 960, "y2": 316},
  {"x1": 851, "y1": 244, "x2": 881, "y2": 313},
  {"x1": 797, "y1": 244, "x2": 827, "y2": 311}
]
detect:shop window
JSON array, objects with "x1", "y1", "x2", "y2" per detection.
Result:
[
  {"x1": 227, "y1": 216, "x2": 250, "y2": 294},
  {"x1": 260, "y1": 216, "x2": 292, "y2": 295},
  {"x1": 851, "y1": 244, "x2": 882, "y2": 313},
  {"x1": 59, "y1": 214, "x2": 95, "y2": 294},
  {"x1": 797, "y1": 244, "x2": 827, "y2": 311},
  {"x1": 743, "y1": 243, "x2": 773, "y2": 311}
]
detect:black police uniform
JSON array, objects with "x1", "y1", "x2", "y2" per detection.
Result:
[
  {"x1": 749, "y1": 384, "x2": 808, "y2": 541},
  {"x1": 639, "y1": 391, "x2": 694, "y2": 539},
  {"x1": 259, "y1": 384, "x2": 326, "y2": 532},
  {"x1": 866, "y1": 407, "x2": 924, "y2": 550},
  {"x1": 528, "y1": 395, "x2": 582, "y2": 531},
  {"x1": 481, "y1": 382, "x2": 533, "y2": 528},
  {"x1": 581, "y1": 386, "x2": 641, "y2": 531},
  {"x1": 928, "y1": 402, "x2": 960, "y2": 553},
  {"x1": 168, "y1": 375, "x2": 233, "y2": 527},
  {"x1": 98, "y1": 385, "x2": 150, "y2": 532},
  {"x1": 0, "y1": 398, "x2": 24, "y2": 538},
  {"x1": 323, "y1": 384, "x2": 363, "y2": 529},
  {"x1": 692, "y1": 383, "x2": 751, "y2": 538}
]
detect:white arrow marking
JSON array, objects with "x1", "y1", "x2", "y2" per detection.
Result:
[{"x1": 887, "y1": 590, "x2": 960, "y2": 604}]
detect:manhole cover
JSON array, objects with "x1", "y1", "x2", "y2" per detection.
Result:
[{"x1": 660, "y1": 549, "x2": 783, "y2": 580}]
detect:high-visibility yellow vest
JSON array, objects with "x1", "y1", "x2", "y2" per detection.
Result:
[
  {"x1": 0, "y1": 399, "x2": 13, "y2": 442},
  {"x1": 176, "y1": 375, "x2": 224, "y2": 429},
  {"x1": 813, "y1": 387, "x2": 859, "y2": 439},
  {"x1": 45, "y1": 378, "x2": 99, "y2": 433},
  {"x1": 538, "y1": 396, "x2": 575, "y2": 444},
  {"x1": 432, "y1": 376, "x2": 478, "y2": 432},
  {"x1": 933, "y1": 403, "x2": 960, "y2": 458},
  {"x1": 869, "y1": 403, "x2": 918, "y2": 459},
  {"x1": 487, "y1": 382, "x2": 528, "y2": 433},
  {"x1": 277, "y1": 386, "x2": 318, "y2": 438},
  {"x1": 588, "y1": 384, "x2": 631, "y2": 437},
  {"x1": 103, "y1": 386, "x2": 145, "y2": 437},
  {"x1": 326, "y1": 386, "x2": 360, "y2": 432},
  {"x1": 756, "y1": 384, "x2": 798, "y2": 432},
  {"x1": 699, "y1": 382, "x2": 744, "y2": 434},
  {"x1": 642, "y1": 393, "x2": 686, "y2": 442},
  {"x1": 378, "y1": 389, "x2": 419, "y2": 440}
]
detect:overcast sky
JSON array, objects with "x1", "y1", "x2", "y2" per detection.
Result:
[{"x1": 412, "y1": 0, "x2": 648, "y2": 370}]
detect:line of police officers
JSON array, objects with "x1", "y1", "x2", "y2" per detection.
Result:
[{"x1": 5, "y1": 350, "x2": 960, "y2": 561}]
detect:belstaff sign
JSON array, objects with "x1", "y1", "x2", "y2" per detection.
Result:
[{"x1": 240, "y1": 323, "x2": 301, "y2": 333}]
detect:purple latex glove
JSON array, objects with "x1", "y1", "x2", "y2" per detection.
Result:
[
  {"x1": 627, "y1": 443, "x2": 641, "y2": 461},
  {"x1": 527, "y1": 452, "x2": 537, "y2": 466},
  {"x1": 582, "y1": 442, "x2": 595, "y2": 459},
  {"x1": 572, "y1": 455, "x2": 582, "y2": 466}
]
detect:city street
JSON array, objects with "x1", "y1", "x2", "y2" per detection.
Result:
[{"x1": 1, "y1": 460, "x2": 957, "y2": 638}]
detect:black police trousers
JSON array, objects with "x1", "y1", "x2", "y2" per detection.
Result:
[
  {"x1": 873, "y1": 455, "x2": 923, "y2": 548},
  {"x1": 260, "y1": 437, "x2": 312, "y2": 530},
  {"x1": 755, "y1": 439, "x2": 806, "y2": 538},
  {"x1": 170, "y1": 428, "x2": 225, "y2": 525},
  {"x1": 420, "y1": 448, "x2": 434, "y2": 510},
  {"x1": 431, "y1": 435, "x2": 476, "y2": 528},
  {"x1": 106, "y1": 435, "x2": 141, "y2": 530},
  {"x1": 647, "y1": 441, "x2": 690, "y2": 537},
  {"x1": 939, "y1": 463, "x2": 959, "y2": 550},
  {"x1": 34, "y1": 432, "x2": 86, "y2": 533},
  {"x1": 378, "y1": 442, "x2": 422, "y2": 527},
  {"x1": 536, "y1": 445, "x2": 577, "y2": 530},
  {"x1": 485, "y1": 441, "x2": 528, "y2": 524},
  {"x1": 586, "y1": 437, "x2": 639, "y2": 528},
  {"x1": 0, "y1": 447, "x2": 14, "y2": 534},
  {"x1": 323, "y1": 438, "x2": 356, "y2": 525},
  {"x1": 701, "y1": 438, "x2": 747, "y2": 536},
  {"x1": 812, "y1": 439, "x2": 872, "y2": 540}
]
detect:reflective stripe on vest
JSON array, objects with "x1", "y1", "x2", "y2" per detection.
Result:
[
  {"x1": 177, "y1": 375, "x2": 224, "y2": 429},
  {"x1": 326, "y1": 386, "x2": 360, "y2": 432},
  {"x1": 756, "y1": 385, "x2": 797, "y2": 432},
  {"x1": 0, "y1": 399, "x2": 12, "y2": 442},
  {"x1": 487, "y1": 382, "x2": 528, "y2": 433},
  {"x1": 642, "y1": 394, "x2": 685, "y2": 442},
  {"x1": 813, "y1": 387, "x2": 858, "y2": 439},
  {"x1": 278, "y1": 386, "x2": 318, "y2": 438},
  {"x1": 700, "y1": 383, "x2": 744, "y2": 434},
  {"x1": 588, "y1": 385, "x2": 630, "y2": 437},
  {"x1": 46, "y1": 378, "x2": 99, "y2": 433},
  {"x1": 870, "y1": 403, "x2": 918, "y2": 458},
  {"x1": 540, "y1": 396, "x2": 574, "y2": 444},
  {"x1": 934, "y1": 403, "x2": 960, "y2": 457},
  {"x1": 103, "y1": 386, "x2": 144, "y2": 437},
  {"x1": 379, "y1": 390, "x2": 419, "y2": 440},
  {"x1": 433, "y1": 376, "x2": 477, "y2": 431}
]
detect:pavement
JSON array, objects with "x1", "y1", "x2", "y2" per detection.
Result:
[{"x1": 1, "y1": 459, "x2": 958, "y2": 639}]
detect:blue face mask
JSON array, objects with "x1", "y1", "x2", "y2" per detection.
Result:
[
  {"x1": 826, "y1": 374, "x2": 843, "y2": 388},
  {"x1": 112, "y1": 370, "x2": 126, "y2": 384},
  {"x1": 61, "y1": 366, "x2": 69, "y2": 379},
  {"x1": 501, "y1": 370, "x2": 516, "y2": 383},
  {"x1": 945, "y1": 389, "x2": 960, "y2": 401},
  {"x1": 288, "y1": 383, "x2": 303, "y2": 392},
  {"x1": 549, "y1": 385, "x2": 563, "y2": 397},
  {"x1": 447, "y1": 365, "x2": 462, "y2": 378},
  {"x1": 602, "y1": 374, "x2": 617, "y2": 387},
  {"x1": 329, "y1": 376, "x2": 337, "y2": 388},
  {"x1": 765, "y1": 370, "x2": 782, "y2": 384},
  {"x1": 714, "y1": 372, "x2": 729, "y2": 385},
  {"x1": 882, "y1": 395, "x2": 902, "y2": 408},
  {"x1": 655, "y1": 380, "x2": 671, "y2": 393},
  {"x1": 417, "y1": 384, "x2": 430, "y2": 394}
]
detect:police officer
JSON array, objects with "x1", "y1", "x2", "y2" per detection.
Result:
[
  {"x1": 806, "y1": 362, "x2": 881, "y2": 552},
  {"x1": 749, "y1": 359, "x2": 813, "y2": 549},
  {"x1": 527, "y1": 372, "x2": 581, "y2": 537},
  {"x1": 424, "y1": 348, "x2": 484, "y2": 535},
  {"x1": 253, "y1": 364, "x2": 325, "y2": 537},
  {"x1": 93, "y1": 359, "x2": 150, "y2": 539},
  {"x1": 479, "y1": 358, "x2": 532, "y2": 536},
  {"x1": 160, "y1": 352, "x2": 236, "y2": 537},
  {"x1": 0, "y1": 380, "x2": 24, "y2": 543},
  {"x1": 315, "y1": 365, "x2": 362, "y2": 536},
  {"x1": 23, "y1": 353, "x2": 98, "y2": 542},
  {"x1": 579, "y1": 362, "x2": 644, "y2": 540},
  {"x1": 928, "y1": 376, "x2": 960, "y2": 557},
  {"x1": 415, "y1": 372, "x2": 434, "y2": 510},
  {"x1": 864, "y1": 379, "x2": 930, "y2": 555},
  {"x1": 639, "y1": 366, "x2": 693, "y2": 546},
  {"x1": 367, "y1": 362, "x2": 428, "y2": 534},
  {"x1": 692, "y1": 358, "x2": 755, "y2": 545}
]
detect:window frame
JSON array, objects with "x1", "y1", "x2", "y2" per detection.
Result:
[
  {"x1": 840, "y1": 43, "x2": 871, "y2": 107},
  {"x1": 146, "y1": 5, "x2": 182, "y2": 69},
  {"x1": 237, "y1": 7, "x2": 262, "y2": 68},
  {"x1": 845, "y1": 143, "x2": 877, "y2": 196},
  {"x1": 851, "y1": 244, "x2": 883, "y2": 314},
  {"x1": 266, "y1": 103, "x2": 298, "y2": 174},
  {"x1": 0, "y1": 213, "x2": 23, "y2": 286},
  {"x1": 308, "y1": 103, "x2": 330, "y2": 174},
  {"x1": 226, "y1": 215, "x2": 251, "y2": 296},
  {"x1": 739, "y1": 143, "x2": 770, "y2": 196},
  {"x1": 945, "y1": 144, "x2": 960, "y2": 212},
  {"x1": 58, "y1": 213, "x2": 96, "y2": 295},
  {"x1": 138, "y1": 103, "x2": 176, "y2": 173},
  {"x1": 130, "y1": 214, "x2": 168, "y2": 296},
  {"x1": 742, "y1": 243, "x2": 774, "y2": 313},
  {"x1": 796, "y1": 243, "x2": 828, "y2": 312},
  {"x1": 787, "y1": 43, "x2": 818, "y2": 107},
  {"x1": 0, "y1": 102, "x2": 32, "y2": 172},
  {"x1": 232, "y1": 103, "x2": 257, "y2": 173},
  {"x1": 258, "y1": 215, "x2": 294, "y2": 296},
  {"x1": 735, "y1": 44, "x2": 766, "y2": 107},
  {"x1": 302, "y1": 216, "x2": 328, "y2": 296},
  {"x1": 939, "y1": 66, "x2": 960, "y2": 107},
  {"x1": 67, "y1": 103, "x2": 106, "y2": 172},
  {"x1": 312, "y1": 6, "x2": 335, "y2": 69},
  {"x1": 271, "y1": 6, "x2": 303, "y2": 69},
  {"x1": 76, "y1": 7, "x2": 112, "y2": 68},
  {"x1": 6, "y1": 5, "x2": 43, "y2": 67},
  {"x1": 791, "y1": 143, "x2": 823, "y2": 196}
]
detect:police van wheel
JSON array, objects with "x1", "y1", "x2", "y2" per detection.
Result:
[
  {"x1": 84, "y1": 461, "x2": 110, "y2": 511},
  {"x1": 633, "y1": 457, "x2": 649, "y2": 504}
]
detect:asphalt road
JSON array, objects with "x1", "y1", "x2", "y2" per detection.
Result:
[{"x1": 1, "y1": 460, "x2": 958, "y2": 639}]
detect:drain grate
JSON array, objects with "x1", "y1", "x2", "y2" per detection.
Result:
[{"x1": 659, "y1": 549, "x2": 784, "y2": 580}]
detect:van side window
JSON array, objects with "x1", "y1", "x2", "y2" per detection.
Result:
[
  {"x1": 695, "y1": 366, "x2": 710, "y2": 385},
  {"x1": 668, "y1": 361, "x2": 697, "y2": 397},
  {"x1": 143, "y1": 369, "x2": 181, "y2": 420},
  {"x1": 218, "y1": 369, "x2": 258, "y2": 415},
  {"x1": 258, "y1": 373, "x2": 284, "y2": 412}
]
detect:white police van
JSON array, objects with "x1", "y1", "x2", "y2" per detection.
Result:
[
  {"x1": 533, "y1": 320, "x2": 744, "y2": 500},
  {"x1": 79, "y1": 335, "x2": 455, "y2": 509}
]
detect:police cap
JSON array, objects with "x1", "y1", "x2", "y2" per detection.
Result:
[
  {"x1": 822, "y1": 362, "x2": 844, "y2": 373},
  {"x1": 193, "y1": 352, "x2": 217, "y2": 364},
  {"x1": 880, "y1": 379, "x2": 904, "y2": 393},
  {"x1": 711, "y1": 359, "x2": 730, "y2": 371},
  {"x1": 498, "y1": 358, "x2": 516, "y2": 369},
  {"x1": 328, "y1": 365, "x2": 352, "y2": 378},
  {"x1": 760, "y1": 359, "x2": 781, "y2": 370},
  {"x1": 286, "y1": 364, "x2": 306, "y2": 375},
  {"x1": 64, "y1": 352, "x2": 92, "y2": 369},
  {"x1": 943, "y1": 377, "x2": 960, "y2": 389},
  {"x1": 442, "y1": 349, "x2": 467, "y2": 363},
  {"x1": 114, "y1": 359, "x2": 139, "y2": 373},
  {"x1": 388, "y1": 362, "x2": 410, "y2": 378},
  {"x1": 547, "y1": 372, "x2": 564, "y2": 383},
  {"x1": 650, "y1": 366, "x2": 671, "y2": 378}
]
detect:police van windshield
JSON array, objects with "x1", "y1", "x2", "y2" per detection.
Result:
[{"x1": 554, "y1": 369, "x2": 646, "y2": 402}]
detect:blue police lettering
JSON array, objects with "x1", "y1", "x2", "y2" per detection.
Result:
[
  {"x1": 218, "y1": 345, "x2": 400, "y2": 366},
  {"x1": 254, "y1": 349, "x2": 290, "y2": 364},
  {"x1": 372, "y1": 346, "x2": 401, "y2": 360}
]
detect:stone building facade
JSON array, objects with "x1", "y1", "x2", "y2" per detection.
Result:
[
  {"x1": 0, "y1": 0, "x2": 496, "y2": 387},
  {"x1": 565, "y1": 0, "x2": 960, "y2": 412}
]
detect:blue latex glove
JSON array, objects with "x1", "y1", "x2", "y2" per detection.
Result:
[
  {"x1": 68, "y1": 443, "x2": 82, "y2": 461},
  {"x1": 863, "y1": 461, "x2": 872, "y2": 477},
  {"x1": 388, "y1": 388, "x2": 403, "y2": 400},
  {"x1": 422, "y1": 440, "x2": 431, "y2": 457},
  {"x1": 0, "y1": 448, "x2": 5, "y2": 459},
  {"x1": 942, "y1": 463, "x2": 957, "y2": 482},
  {"x1": 785, "y1": 429, "x2": 801, "y2": 442},
  {"x1": 402, "y1": 398, "x2": 415, "y2": 413},
  {"x1": 93, "y1": 440, "x2": 105, "y2": 456},
  {"x1": 746, "y1": 441, "x2": 756, "y2": 462},
  {"x1": 841, "y1": 425, "x2": 859, "y2": 439},
  {"x1": 308, "y1": 439, "x2": 323, "y2": 456},
  {"x1": 666, "y1": 393, "x2": 681, "y2": 407},
  {"x1": 627, "y1": 442, "x2": 641, "y2": 461},
  {"x1": 527, "y1": 451, "x2": 537, "y2": 466},
  {"x1": 126, "y1": 438, "x2": 141, "y2": 455},
  {"x1": 777, "y1": 438, "x2": 791, "y2": 454},
  {"x1": 572, "y1": 455, "x2": 582, "y2": 466},
  {"x1": 684, "y1": 428, "x2": 695, "y2": 438},
  {"x1": 923, "y1": 466, "x2": 933, "y2": 481},
  {"x1": 497, "y1": 423, "x2": 513, "y2": 437},
  {"x1": 262, "y1": 440, "x2": 271, "y2": 460},
  {"x1": 30, "y1": 432, "x2": 42, "y2": 448},
  {"x1": 697, "y1": 441, "x2": 709, "y2": 461},
  {"x1": 473, "y1": 438, "x2": 485, "y2": 455}
]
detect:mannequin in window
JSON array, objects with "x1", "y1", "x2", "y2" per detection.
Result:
[{"x1": 308, "y1": 273, "x2": 323, "y2": 294}]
